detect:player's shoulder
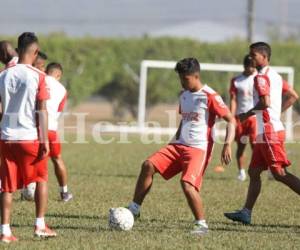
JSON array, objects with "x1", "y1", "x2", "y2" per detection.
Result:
[
  {"x1": 46, "y1": 75, "x2": 66, "y2": 91},
  {"x1": 202, "y1": 84, "x2": 219, "y2": 96},
  {"x1": 232, "y1": 73, "x2": 245, "y2": 83},
  {"x1": 25, "y1": 65, "x2": 46, "y2": 76}
]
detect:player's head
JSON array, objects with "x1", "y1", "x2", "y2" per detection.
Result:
[
  {"x1": 17, "y1": 32, "x2": 39, "y2": 64},
  {"x1": 175, "y1": 58, "x2": 200, "y2": 91},
  {"x1": 33, "y1": 51, "x2": 48, "y2": 72},
  {"x1": 0, "y1": 40, "x2": 18, "y2": 65},
  {"x1": 249, "y1": 42, "x2": 271, "y2": 67},
  {"x1": 243, "y1": 54, "x2": 256, "y2": 76},
  {"x1": 46, "y1": 62, "x2": 63, "y2": 81}
]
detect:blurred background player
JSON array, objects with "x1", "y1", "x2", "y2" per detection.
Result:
[
  {"x1": 229, "y1": 55, "x2": 257, "y2": 181},
  {"x1": 0, "y1": 32, "x2": 56, "y2": 243},
  {"x1": 127, "y1": 58, "x2": 236, "y2": 235},
  {"x1": 0, "y1": 41, "x2": 18, "y2": 70},
  {"x1": 45, "y1": 62, "x2": 73, "y2": 202},
  {"x1": 33, "y1": 51, "x2": 47, "y2": 72},
  {"x1": 224, "y1": 42, "x2": 300, "y2": 225}
]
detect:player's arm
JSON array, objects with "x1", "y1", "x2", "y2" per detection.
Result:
[
  {"x1": 221, "y1": 112, "x2": 236, "y2": 166},
  {"x1": 282, "y1": 84, "x2": 299, "y2": 113},
  {"x1": 37, "y1": 99, "x2": 49, "y2": 159},
  {"x1": 0, "y1": 96, "x2": 2, "y2": 121},
  {"x1": 229, "y1": 79, "x2": 237, "y2": 115},
  {"x1": 175, "y1": 120, "x2": 182, "y2": 140}
]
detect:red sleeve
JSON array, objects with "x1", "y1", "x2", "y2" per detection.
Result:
[
  {"x1": 58, "y1": 93, "x2": 67, "y2": 112},
  {"x1": 282, "y1": 79, "x2": 290, "y2": 94},
  {"x1": 254, "y1": 75, "x2": 270, "y2": 97},
  {"x1": 36, "y1": 73, "x2": 50, "y2": 101},
  {"x1": 229, "y1": 78, "x2": 237, "y2": 96},
  {"x1": 209, "y1": 94, "x2": 230, "y2": 118}
]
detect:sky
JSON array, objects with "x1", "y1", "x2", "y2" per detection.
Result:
[{"x1": 1, "y1": 0, "x2": 299, "y2": 42}]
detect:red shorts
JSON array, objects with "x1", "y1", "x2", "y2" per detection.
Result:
[
  {"x1": 147, "y1": 143, "x2": 213, "y2": 191},
  {"x1": 249, "y1": 131, "x2": 290, "y2": 170},
  {"x1": 48, "y1": 130, "x2": 61, "y2": 158},
  {"x1": 235, "y1": 116, "x2": 257, "y2": 144},
  {"x1": 0, "y1": 140, "x2": 48, "y2": 192}
]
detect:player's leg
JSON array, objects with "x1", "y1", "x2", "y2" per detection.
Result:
[
  {"x1": 49, "y1": 131, "x2": 72, "y2": 201},
  {"x1": 270, "y1": 167, "x2": 300, "y2": 195},
  {"x1": 128, "y1": 144, "x2": 181, "y2": 217},
  {"x1": 236, "y1": 141, "x2": 247, "y2": 181}
]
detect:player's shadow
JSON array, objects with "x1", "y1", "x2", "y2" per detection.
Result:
[
  {"x1": 47, "y1": 212, "x2": 105, "y2": 220},
  {"x1": 70, "y1": 172, "x2": 137, "y2": 178}
]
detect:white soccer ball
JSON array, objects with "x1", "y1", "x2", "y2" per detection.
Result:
[
  {"x1": 108, "y1": 207, "x2": 134, "y2": 231},
  {"x1": 21, "y1": 182, "x2": 36, "y2": 201}
]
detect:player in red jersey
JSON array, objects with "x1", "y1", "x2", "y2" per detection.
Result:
[
  {"x1": 224, "y1": 42, "x2": 300, "y2": 225},
  {"x1": 0, "y1": 41, "x2": 18, "y2": 70},
  {"x1": 0, "y1": 32, "x2": 56, "y2": 243},
  {"x1": 230, "y1": 55, "x2": 257, "y2": 181},
  {"x1": 45, "y1": 62, "x2": 73, "y2": 202},
  {"x1": 127, "y1": 58, "x2": 236, "y2": 235}
]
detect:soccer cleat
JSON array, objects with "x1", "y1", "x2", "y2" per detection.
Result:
[
  {"x1": 0, "y1": 234, "x2": 18, "y2": 243},
  {"x1": 34, "y1": 225, "x2": 57, "y2": 238},
  {"x1": 190, "y1": 222, "x2": 209, "y2": 236},
  {"x1": 60, "y1": 192, "x2": 73, "y2": 202},
  {"x1": 224, "y1": 210, "x2": 251, "y2": 225},
  {"x1": 126, "y1": 206, "x2": 140, "y2": 220},
  {"x1": 237, "y1": 170, "x2": 247, "y2": 181}
]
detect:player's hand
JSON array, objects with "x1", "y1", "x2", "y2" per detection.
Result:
[
  {"x1": 221, "y1": 143, "x2": 231, "y2": 166},
  {"x1": 38, "y1": 142, "x2": 50, "y2": 160},
  {"x1": 238, "y1": 112, "x2": 248, "y2": 122}
]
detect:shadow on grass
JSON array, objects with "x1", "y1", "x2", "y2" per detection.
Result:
[
  {"x1": 47, "y1": 213, "x2": 103, "y2": 220},
  {"x1": 70, "y1": 172, "x2": 137, "y2": 178}
]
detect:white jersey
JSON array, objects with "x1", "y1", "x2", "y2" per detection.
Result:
[
  {"x1": 46, "y1": 75, "x2": 67, "y2": 131},
  {"x1": 0, "y1": 64, "x2": 49, "y2": 140},
  {"x1": 230, "y1": 73, "x2": 256, "y2": 115},
  {"x1": 176, "y1": 85, "x2": 229, "y2": 150},
  {"x1": 253, "y1": 66, "x2": 290, "y2": 135}
]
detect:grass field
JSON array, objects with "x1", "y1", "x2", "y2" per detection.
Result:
[{"x1": 4, "y1": 134, "x2": 300, "y2": 249}]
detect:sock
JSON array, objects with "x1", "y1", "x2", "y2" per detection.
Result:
[
  {"x1": 195, "y1": 220, "x2": 208, "y2": 228},
  {"x1": 239, "y1": 169, "x2": 245, "y2": 175},
  {"x1": 128, "y1": 201, "x2": 140, "y2": 216},
  {"x1": 242, "y1": 207, "x2": 252, "y2": 215},
  {"x1": 1, "y1": 224, "x2": 12, "y2": 236},
  {"x1": 60, "y1": 186, "x2": 68, "y2": 193},
  {"x1": 35, "y1": 217, "x2": 46, "y2": 229}
]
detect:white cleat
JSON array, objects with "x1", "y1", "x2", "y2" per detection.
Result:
[
  {"x1": 190, "y1": 222, "x2": 209, "y2": 236},
  {"x1": 237, "y1": 170, "x2": 247, "y2": 181}
]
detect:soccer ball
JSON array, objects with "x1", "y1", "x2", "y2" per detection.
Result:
[
  {"x1": 108, "y1": 207, "x2": 134, "y2": 231},
  {"x1": 21, "y1": 182, "x2": 36, "y2": 201}
]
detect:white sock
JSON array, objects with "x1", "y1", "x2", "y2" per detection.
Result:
[
  {"x1": 60, "y1": 186, "x2": 68, "y2": 193},
  {"x1": 128, "y1": 201, "x2": 140, "y2": 215},
  {"x1": 239, "y1": 169, "x2": 245, "y2": 175},
  {"x1": 1, "y1": 224, "x2": 11, "y2": 236},
  {"x1": 35, "y1": 217, "x2": 46, "y2": 229},
  {"x1": 195, "y1": 219, "x2": 208, "y2": 228}
]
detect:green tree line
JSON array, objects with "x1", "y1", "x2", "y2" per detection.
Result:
[{"x1": 1, "y1": 35, "x2": 300, "y2": 117}]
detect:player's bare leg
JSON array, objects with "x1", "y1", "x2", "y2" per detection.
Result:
[
  {"x1": 35, "y1": 181, "x2": 48, "y2": 218},
  {"x1": 236, "y1": 141, "x2": 247, "y2": 181},
  {"x1": 128, "y1": 161, "x2": 156, "y2": 217},
  {"x1": 51, "y1": 155, "x2": 73, "y2": 202},
  {"x1": 270, "y1": 167, "x2": 300, "y2": 195},
  {"x1": 181, "y1": 181, "x2": 204, "y2": 219}
]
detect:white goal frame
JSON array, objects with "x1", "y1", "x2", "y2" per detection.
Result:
[{"x1": 138, "y1": 60, "x2": 295, "y2": 140}]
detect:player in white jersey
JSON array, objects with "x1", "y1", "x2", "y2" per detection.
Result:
[
  {"x1": 0, "y1": 32, "x2": 56, "y2": 243},
  {"x1": 45, "y1": 62, "x2": 73, "y2": 202},
  {"x1": 230, "y1": 55, "x2": 257, "y2": 181},
  {"x1": 0, "y1": 41, "x2": 18, "y2": 70},
  {"x1": 127, "y1": 58, "x2": 236, "y2": 235},
  {"x1": 225, "y1": 42, "x2": 300, "y2": 225}
]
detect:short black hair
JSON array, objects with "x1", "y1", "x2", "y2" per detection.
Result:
[
  {"x1": 175, "y1": 58, "x2": 200, "y2": 75},
  {"x1": 243, "y1": 54, "x2": 254, "y2": 67},
  {"x1": 37, "y1": 51, "x2": 48, "y2": 60},
  {"x1": 17, "y1": 32, "x2": 38, "y2": 54},
  {"x1": 46, "y1": 62, "x2": 63, "y2": 74},
  {"x1": 249, "y1": 42, "x2": 271, "y2": 60}
]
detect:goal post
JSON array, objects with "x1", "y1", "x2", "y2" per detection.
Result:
[{"x1": 138, "y1": 60, "x2": 294, "y2": 140}]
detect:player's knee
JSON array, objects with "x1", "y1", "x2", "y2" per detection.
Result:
[
  {"x1": 141, "y1": 161, "x2": 156, "y2": 176},
  {"x1": 270, "y1": 168, "x2": 286, "y2": 182},
  {"x1": 181, "y1": 181, "x2": 196, "y2": 193},
  {"x1": 248, "y1": 168, "x2": 260, "y2": 180}
]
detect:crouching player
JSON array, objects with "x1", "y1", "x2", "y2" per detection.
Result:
[
  {"x1": 45, "y1": 62, "x2": 73, "y2": 202},
  {"x1": 0, "y1": 32, "x2": 56, "y2": 243},
  {"x1": 127, "y1": 58, "x2": 236, "y2": 235}
]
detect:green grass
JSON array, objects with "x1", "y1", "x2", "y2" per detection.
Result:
[{"x1": 4, "y1": 134, "x2": 300, "y2": 249}]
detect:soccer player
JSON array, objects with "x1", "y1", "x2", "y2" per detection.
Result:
[
  {"x1": 230, "y1": 55, "x2": 257, "y2": 181},
  {"x1": 224, "y1": 42, "x2": 300, "y2": 225},
  {"x1": 33, "y1": 51, "x2": 48, "y2": 72},
  {"x1": 45, "y1": 62, "x2": 73, "y2": 202},
  {"x1": 0, "y1": 32, "x2": 57, "y2": 243},
  {"x1": 127, "y1": 58, "x2": 236, "y2": 235},
  {"x1": 0, "y1": 41, "x2": 18, "y2": 69}
]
